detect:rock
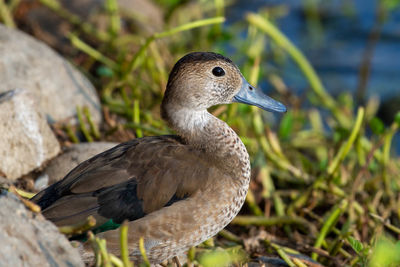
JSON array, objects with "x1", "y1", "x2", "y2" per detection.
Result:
[
  {"x1": 0, "y1": 24, "x2": 101, "y2": 125},
  {"x1": 18, "y1": 0, "x2": 163, "y2": 50},
  {"x1": 0, "y1": 190, "x2": 84, "y2": 267},
  {"x1": 118, "y1": 0, "x2": 164, "y2": 32},
  {"x1": 0, "y1": 177, "x2": 11, "y2": 188},
  {"x1": 34, "y1": 173, "x2": 50, "y2": 192},
  {"x1": 42, "y1": 142, "x2": 118, "y2": 186},
  {"x1": 0, "y1": 89, "x2": 61, "y2": 180},
  {"x1": 251, "y1": 255, "x2": 324, "y2": 267},
  {"x1": 249, "y1": 257, "x2": 289, "y2": 267}
]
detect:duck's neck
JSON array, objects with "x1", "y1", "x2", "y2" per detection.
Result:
[
  {"x1": 164, "y1": 107, "x2": 250, "y2": 181},
  {"x1": 167, "y1": 108, "x2": 229, "y2": 150},
  {"x1": 168, "y1": 109, "x2": 212, "y2": 142}
]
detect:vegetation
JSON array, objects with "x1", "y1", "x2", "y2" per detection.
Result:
[{"x1": 1, "y1": 0, "x2": 400, "y2": 266}]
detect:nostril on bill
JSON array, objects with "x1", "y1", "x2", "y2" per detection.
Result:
[{"x1": 248, "y1": 86, "x2": 253, "y2": 91}]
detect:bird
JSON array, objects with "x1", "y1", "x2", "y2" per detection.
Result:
[{"x1": 31, "y1": 52, "x2": 286, "y2": 264}]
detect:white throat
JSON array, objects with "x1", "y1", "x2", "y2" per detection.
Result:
[{"x1": 170, "y1": 108, "x2": 211, "y2": 134}]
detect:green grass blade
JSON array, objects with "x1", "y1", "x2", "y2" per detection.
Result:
[
  {"x1": 327, "y1": 107, "x2": 365, "y2": 176},
  {"x1": 0, "y1": 0, "x2": 16, "y2": 28},
  {"x1": 312, "y1": 199, "x2": 348, "y2": 260}
]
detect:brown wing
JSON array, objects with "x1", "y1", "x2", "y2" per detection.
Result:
[{"x1": 31, "y1": 135, "x2": 213, "y2": 227}]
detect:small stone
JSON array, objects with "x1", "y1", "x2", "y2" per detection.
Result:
[
  {"x1": 0, "y1": 24, "x2": 101, "y2": 125},
  {"x1": 43, "y1": 142, "x2": 118, "y2": 185},
  {"x1": 0, "y1": 89, "x2": 61, "y2": 180},
  {"x1": 0, "y1": 176, "x2": 11, "y2": 188},
  {"x1": 0, "y1": 190, "x2": 84, "y2": 267},
  {"x1": 34, "y1": 173, "x2": 50, "y2": 191}
]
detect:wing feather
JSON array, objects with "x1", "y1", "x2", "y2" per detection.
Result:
[{"x1": 31, "y1": 135, "x2": 215, "y2": 228}]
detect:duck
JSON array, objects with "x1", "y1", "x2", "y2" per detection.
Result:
[{"x1": 31, "y1": 52, "x2": 286, "y2": 264}]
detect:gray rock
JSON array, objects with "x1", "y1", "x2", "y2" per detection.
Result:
[
  {"x1": 118, "y1": 0, "x2": 164, "y2": 32},
  {"x1": 0, "y1": 176, "x2": 11, "y2": 188},
  {"x1": 0, "y1": 89, "x2": 61, "y2": 180},
  {"x1": 42, "y1": 142, "x2": 118, "y2": 186},
  {"x1": 0, "y1": 24, "x2": 101, "y2": 125},
  {"x1": 0, "y1": 190, "x2": 84, "y2": 267},
  {"x1": 21, "y1": 0, "x2": 163, "y2": 50}
]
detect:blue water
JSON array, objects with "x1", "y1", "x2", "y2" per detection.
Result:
[{"x1": 227, "y1": 0, "x2": 400, "y2": 154}]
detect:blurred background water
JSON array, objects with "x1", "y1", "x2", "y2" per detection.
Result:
[{"x1": 227, "y1": 0, "x2": 400, "y2": 153}]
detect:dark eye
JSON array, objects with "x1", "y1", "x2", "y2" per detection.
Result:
[{"x1": 212, "y1": 67, "x2": 225, "y2": 77}]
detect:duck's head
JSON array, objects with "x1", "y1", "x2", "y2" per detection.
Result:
[{"x1": 161, "y1": 52, "x2": 286, "y2": 120}]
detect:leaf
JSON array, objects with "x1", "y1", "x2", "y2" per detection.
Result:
[
  {"x1": 370, "y1": 117, "x2": 385, "y2": 135},
  {"x1": 347, "y1": 236, "x2": 364, "y2": 254},
  {"x1": 279, "y1": 111, "x2": 293, "y2": 139},
  {"x1": 394, "y1": 111, "x2": 400, "y2": 126},
  {"x1": 369, "y1": 237, "x2": 400, "y2": 267},
  {"x1": 381, "y1": 0, "x2": 400, "y2": 11},
  {"x1": 198, "y1": 249, "x2": 240, "y2": 267},
  {"x1": 96, "y1": 66, "x2": 114, "y2": 77}
]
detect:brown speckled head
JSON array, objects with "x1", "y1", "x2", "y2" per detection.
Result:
[{"x1": 161, "y1": 52, "x2": 243, "y2": 115}]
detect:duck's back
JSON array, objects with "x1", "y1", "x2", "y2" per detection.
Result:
[{"x1": 31, "y1": 135, "x2": 219, "y2": 229}]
